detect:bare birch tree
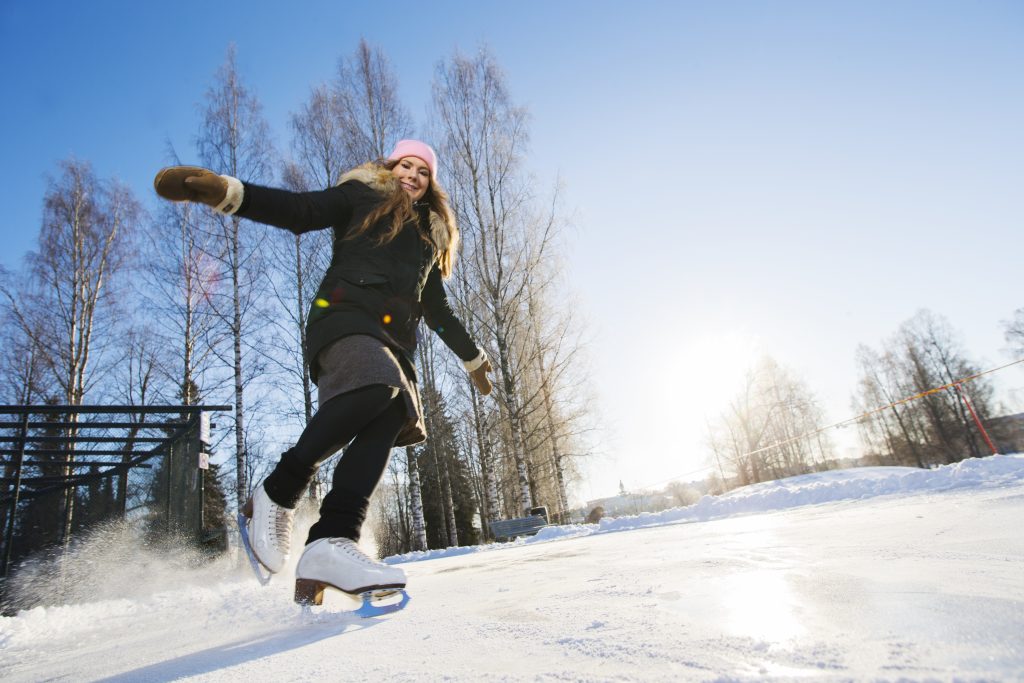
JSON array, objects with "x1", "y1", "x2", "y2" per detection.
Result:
[
  {"x1": 144, "y1": 183, "x2": 226, "y2": 407},
  {"x1": 335, "y1": 38, "x2": 414, "y2": 163},
  {"x1": 0, "y1": 275, "x2": 51, "y2": 405},
  {"x1": 852, "y1": 346, "x2": 927, "y2": 467},
  {"x1": 263, "y1": 80, "x2": 351, "y2": 431},
  {"x1": 196, "y1": 45, "x2": 275, "y2": 509},
  {"x1": 431, "y1": 48, "x2": 539, "y2": 515},
  {"x1": 707, "y1": 357, "x2": 832, "y2": 487},
  {"x1": 521, "y1": 269, "x2": 589, "y2": 522},
  {"x1": 405, "y1": 446, "x2": 428, "y2": 550},
  {"x1": 259, "y1": 162, "x2": 329, "y2": 434},
  {"x1": 853, "y1": 310, "x2": 999, "y2": 466},
  {"x1": 268, "y1": 82, "x2": 351, "y2": 427},
  {"x1": 442, "y1": 263, "x2": 502, "y2": 532},
  {"x1": 1005, "y1": 308, "x2": 1024, "y2": 358},
  {"x1": 1, "y1": 158, "x2": 140, "y2": 542},
  {"x1": 30, "y1": 160, "x2": 138, "y2": 405}
]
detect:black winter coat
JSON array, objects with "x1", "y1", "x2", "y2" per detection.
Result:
[{"x1": 236, "y1": 166, "x2": 480, "y2": 384}]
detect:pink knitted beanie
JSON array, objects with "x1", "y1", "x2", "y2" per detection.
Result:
[{"x1": 387, "y1": 139, "x2": 438, "y2": 180}]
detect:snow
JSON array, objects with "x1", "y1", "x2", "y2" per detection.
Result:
[{"x1": 3, "y1": 455, "x2": 1023, "y2": 681}]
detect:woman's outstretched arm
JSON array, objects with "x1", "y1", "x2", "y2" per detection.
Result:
[
  {"x1": 154, "y1": 165, "x2": 359, "y2": 236},
  {"x1": 236, "y1": 182, "x2": 358, "y2": 235}
]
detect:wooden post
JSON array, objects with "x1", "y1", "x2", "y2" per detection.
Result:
[{"x1": 2, "y1": 411, "x2": 30, "y2": 578}]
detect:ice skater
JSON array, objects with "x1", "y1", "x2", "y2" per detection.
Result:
[{"x1": 154, "y1": 140, "x2": 492, "y2": 607}]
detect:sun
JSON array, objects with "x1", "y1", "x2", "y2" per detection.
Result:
[
  {"x1": 675, "y1": 330, "x2": 763, "y2": 416},
  {"x1": 617, "y1": 329, "x2": 763, "y2": 491}
]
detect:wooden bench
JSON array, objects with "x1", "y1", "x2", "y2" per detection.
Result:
[{"x1": 489, "y1": 514, "x2": 549, "y2": 542}]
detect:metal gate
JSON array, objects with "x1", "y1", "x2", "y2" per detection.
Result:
[{"x1": 0, "y1": 404, "x2": 231, "y2": 581}]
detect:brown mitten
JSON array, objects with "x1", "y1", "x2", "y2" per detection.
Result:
[
  {"x1": 153, "y1": 166, "x2": 228, "y2": 208},
  {"x1": 470, "y1": 358, "x2": 493, "y2": 396}
]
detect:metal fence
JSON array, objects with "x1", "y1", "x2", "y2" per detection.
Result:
[{"x1": 0, "y1": 404, "x2": 232, "y2": 581}]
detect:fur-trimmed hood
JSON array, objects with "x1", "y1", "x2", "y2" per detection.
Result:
[{"x1": 338, "y1": 163, "x2": 456, "y2": 259}]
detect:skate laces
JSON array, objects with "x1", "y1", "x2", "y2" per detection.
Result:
[
  {"x1": 327, "y1": 537, "x2": 380, "y2": 567},
  {"x1": 268, "y1": 502, "x2": 294, "y2": 553}
]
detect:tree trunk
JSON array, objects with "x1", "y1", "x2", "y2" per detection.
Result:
[
  {"x1": 406, "y1": 447, "x2": 428, "y2": 551},
  {"x1": 440, "y1": 453, "x2": 458, "y2": 547},
  {"x1": 470, "y1": 386, "x2": 497, "y2": 536}
]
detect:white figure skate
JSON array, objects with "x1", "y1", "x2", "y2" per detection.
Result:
[
  {"x1": 238, "y1": 483, "x2": 295, "y2": 583},
  {"x1": 294, "y1": 537, "x2": 409, "y2": 617}
]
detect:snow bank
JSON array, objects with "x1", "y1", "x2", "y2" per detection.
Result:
[{"x1": 387, "y1": 453, "x2": 1024, "y2": 564}]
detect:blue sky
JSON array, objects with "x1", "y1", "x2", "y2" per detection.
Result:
[{"x1": 2, "y1": 1, "x2": 1022, "y2": 500}]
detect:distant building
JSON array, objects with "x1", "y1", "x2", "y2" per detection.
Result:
[
  {"x1": 987, "y1": 412, "x2": 1024, "y2": 454},
  {"x1": 584, "y1": 492, "x2": 676, "y2": 517}
]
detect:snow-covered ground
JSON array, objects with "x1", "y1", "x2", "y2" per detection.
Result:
[{"x1": 2, "y1": 455, "x2": 1023, "y2": 681}]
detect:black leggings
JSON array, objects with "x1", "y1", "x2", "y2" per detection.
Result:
[{"x1": 262, "y1": 384, "x2": 406, "y2": 543}]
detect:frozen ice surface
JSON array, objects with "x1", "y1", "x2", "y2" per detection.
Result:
[{"x1": 2, "y1": 454, "x2": 1022, "y2": 681}]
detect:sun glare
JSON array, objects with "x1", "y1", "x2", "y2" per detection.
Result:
[
  {"x1": 677, "y1": 331, "x2": 763, "y2": 414},
  {"x1": 718, "y1": 516, "x2": 806, "y2": 644},
  {"x1": 721, "y1": 568, "x2": 806, "y2": 642}
]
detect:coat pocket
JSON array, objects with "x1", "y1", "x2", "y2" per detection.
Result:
[
  {"x1": 315, "y1": 270, "x2": 393, "y2": 316},
  {"x1": 338, "y1": 270, "x2": 390, "y2": 288},
  {"x1": 341, "y1": 271, "x2": 417, "y2": 336}
]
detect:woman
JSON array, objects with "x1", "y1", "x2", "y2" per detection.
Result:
[{"x1": 154, "y1": 140, "x2": 492, "y2": 606}]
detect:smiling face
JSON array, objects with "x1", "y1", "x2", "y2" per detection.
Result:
[{"x1": 393, "y1": 156, "x2": 431, "y2": 201}]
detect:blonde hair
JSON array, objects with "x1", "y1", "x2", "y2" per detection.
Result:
[{"x1": 344, "y1": 159, "x2": 459, "y2": 278}]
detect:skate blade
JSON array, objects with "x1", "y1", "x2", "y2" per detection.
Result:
[
  {"x1": 295, "y1": 579, "x2": 409, "y2": 617},
  {"x1": 236, "y1": 512, "x2": 272, "y2": 586},
  {"x1": 353, "y1": 589, "x2": 410, "y2": 618}
]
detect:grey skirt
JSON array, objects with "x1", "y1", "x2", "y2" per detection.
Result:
[{"x1": 315, "y1": 335, "x2": 425, "y2": 447}]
